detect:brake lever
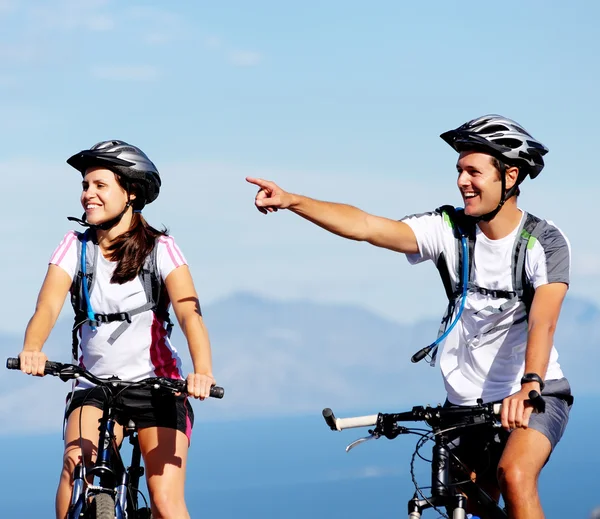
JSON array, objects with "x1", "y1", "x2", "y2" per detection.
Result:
[
  {"x1": 57, "y1": 364, "x2": 82, "y2": 382},
  {"x1": 345, "y1": 432, "x2": 380, "y2": 453}
]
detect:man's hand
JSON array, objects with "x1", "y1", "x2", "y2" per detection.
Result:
[
  {"x1": 246, "y1": 177, "x2": 293, "y2": 214},
  {"x1": 500, "y1": 383, "x2": 540, "y2": 430}
]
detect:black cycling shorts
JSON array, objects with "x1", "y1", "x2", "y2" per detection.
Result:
[{"x1": 65, "y1": 386, "x2": 195, "y2": 443}]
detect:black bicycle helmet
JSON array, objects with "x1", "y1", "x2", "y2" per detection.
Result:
[
  {"x1": 440, "y1": 115, "x2": 549, "y2": 221},
  {"x1": 67, "y1": 140, "x2": 161, "y2": 207}
]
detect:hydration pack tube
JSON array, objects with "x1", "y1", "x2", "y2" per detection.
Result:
[
  {"x1": 70, "y1": 230, "x2": 173, "y2": 362},
  {"x1": 410, "y1": 206, "x2": 545, "y2": 366},
  {"x1": 81, "y1": 238, "x2": 98, "y2": 330},
  {"x1": 410, "y1": 219, "x2": 469, "y2": 364}
]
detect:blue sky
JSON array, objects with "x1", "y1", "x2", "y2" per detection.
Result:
[
  {"x1": 2, "y1": 3, "x2": 600, "y2": 516},
  {"x1": 2, "y1": 0, "x2": 600, "y2": 333}
]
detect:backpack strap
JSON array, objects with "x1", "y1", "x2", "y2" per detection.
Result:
[
  {"x1": 512, "y1": 212, "x2": 544, "y2": 315},
  {"x1": 147, "y1": 243, "x2": 175, "y2": 338},
  {"x1": 435, "y1": 205, "x2": 476, "y2": 301},
  {"x1": 424, "y1": 208, "x2": 545, "y2": 367},
  {"x1": 426, "y1": 206, "x2": 475, "y2": 365},
  {"x1": 71, "y1": 235, "x2": 173, "y2": 348},
  {"x1": 71, "y1": 230, "x2": 98, "y2": 361}
]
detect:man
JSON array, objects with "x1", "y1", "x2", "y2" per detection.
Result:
[{"x1": 246, "y1": 114, "x2": 572, "y2": 519}]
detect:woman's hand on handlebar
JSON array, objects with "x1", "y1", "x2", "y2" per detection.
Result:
[
  {"x1": 186, "y1": 372, "x2": 216, "y2": 400},
  {"x1": 18, "y1": 350, "x2": 48, "y2": 377}
]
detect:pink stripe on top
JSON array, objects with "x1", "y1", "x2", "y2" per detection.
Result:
[
  {"x1": 150, "y1": 315, "x2": 180, "y2": 379},
  {"x1": 159, "y1": 236, "x2": 186, "y2": 267},
  {"x1": 185, "y1": 401, "x2": 193, "y2": 445},
  {"x1": 50, "y1": 231, "x2": 77, "y2": 265}
]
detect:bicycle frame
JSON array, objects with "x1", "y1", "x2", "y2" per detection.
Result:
[
  {"x1": 6, "y1": 357, "x2": 223, "y2": 519},
  {"x1": 407, "y1": 428, "x2": 506, "y2": 519}
]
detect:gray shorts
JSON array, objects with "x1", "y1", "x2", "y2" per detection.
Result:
[
  {"x1": 446, "y1": 378, "x2": 573, "y2": 478},
  {"x1": 527, "y1": 377, "x2": 572, "y2": 450}
]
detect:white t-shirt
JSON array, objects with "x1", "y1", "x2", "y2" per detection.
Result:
[
  {"x1": 50, "y1": 231, "x2": 188, "y2": 388},
  {"x1": 402, "y1": 209, "x2": 570, "y2": 405}
]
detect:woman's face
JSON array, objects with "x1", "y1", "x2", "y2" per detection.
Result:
[{"x1": 81, "y1": 167, "x2": 129, "y2": 225}]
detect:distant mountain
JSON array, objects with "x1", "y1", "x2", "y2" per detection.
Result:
[{"x1": 1, "y1": 292, "x2": 597, "y2": 435}]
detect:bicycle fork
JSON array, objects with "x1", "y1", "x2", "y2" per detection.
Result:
[
  {"x1": 67, "y1": 463, "x2": 86, "y2": 519},
  {"x1": 407, "y1": 437, "x2": 467, "y2": 519}
]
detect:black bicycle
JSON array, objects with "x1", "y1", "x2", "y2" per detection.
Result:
[
  {"x1": 6, "y1": 357, "x2": 224, "y2": 519},
  {"x1": 323, "y1": 393, "x2": 545, "y2": 519}
]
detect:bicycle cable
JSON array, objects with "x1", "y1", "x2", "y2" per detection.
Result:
[
  {"x1": 410, "y1": 431, "x2": 451, "y2": 519},
  {"x1": 409, "y1": 418, "x2": 501, "y2": 518}
]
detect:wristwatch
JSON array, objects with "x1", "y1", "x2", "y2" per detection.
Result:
[{"x1": 520, "y1": 372, "x2": 545, "y2": 391}]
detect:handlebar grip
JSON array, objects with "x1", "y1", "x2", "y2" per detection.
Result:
[
  {"x1": 7, "y1": 357, "x2": 64, "y2": 375},
  {"x1": 210, "y1": 386, "x2": 224, "y2": 399},
  {"x1": 322, "y1": 408, "x2": 379, "y2": 431},
  {"x1": 335, "y1": 414, "x2": 379, "y2": 430},
  {"x1": 6, "y1": 357, "x2": 19, "y2": 369},
  {"x1": 528, "y1": 390, "x2": 546, "y2": 413},
  {"x1": 323, "y1": 408, "x2": 338, "y2": 431}
]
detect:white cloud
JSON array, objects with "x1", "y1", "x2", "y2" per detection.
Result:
[
  {"x1": 125, "y1": 5, "x2": 183, "y2": 46},
  {"x1": 0, "y1": 74, "x2": 17, "y2": 86},
  {"x1": 573, "y1": 254, "x2": 600, "y2": 277},
  {"x1": 0, "y1": 0, "x2": 16, "y2": 15},
  {"x1": 85, "y1": 13, "x2": 114, "y2": 31},
  {"x1": 205, "y1": 35, "x2": 222, "y2": 49},
  {"x1": 0, "y1": 2, "x2": 113, "y2": 69},
  {"x1": 0, "y1": 380, "x2": 66, "y2": 435},
  {"x1": 228, "y1": 49, "x2": 262, "y2": 67},
  {"x1": 144, "y1": 32, "x2": 171, "y2": 45},
  {"x1": 265, "y1": 328, "x2": 303, "y2": 343},
  {"x1": 90, "y1": 65, "x2": 159, "y2": 81},
  {"x1": 29, "y1": 1, "x2": 115, "y2": 32},
  {"x1": 0, "y1": 43, "x2": 38, "y2": 63},
  {"x1": 1, "y1": 155, "x2": 598, "y2": 340},
  {"x1": 203, "y1": 34, "x2": 262, "y2": 67},
  {"x1": 126, "y1": 5, "x2": 180, "y2": 25}
]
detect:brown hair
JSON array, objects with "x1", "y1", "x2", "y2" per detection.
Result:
[{"x1": 106, "y1": 176, "x2": 167, "y2": 284}]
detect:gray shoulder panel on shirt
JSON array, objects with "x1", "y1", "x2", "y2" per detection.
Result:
[
  {"x1": 533, "y1": 220, "x2": 570, "y2": 284},
  {"x1": 399, "y1": 207, "x2": 442, "y2": 222},
  {"x1": 399, "y1": 208, "x2": 443, "y2": 221}
]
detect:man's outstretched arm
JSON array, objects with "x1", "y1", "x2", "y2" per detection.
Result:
[{"x1": 246, "y1": 177, "x2": 419, "y2": 254}]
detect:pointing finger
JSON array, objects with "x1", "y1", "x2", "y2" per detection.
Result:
[{"x1": 246, "y1": 177, "x2": 273, "y2": 189}]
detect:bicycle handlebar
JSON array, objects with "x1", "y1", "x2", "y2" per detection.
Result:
[
  {"x1": 6, "y1": 357, "x2": 224, "y2": 399},
  {"x1": 324, "y1": 391, "x2": 545, "y2": 433},
  {"x1": 323, "y1": 408, "x2": 380, "y2": 431},
  {"x1": 323, "y1": 404, "x2": 500, "y2": 432}
]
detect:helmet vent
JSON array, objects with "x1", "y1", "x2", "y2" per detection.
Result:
[
  {"x1": 493, "y1": 138, "x2": 522, "y2": 149},
  {"x1": 482, "y1": 124, "x2": 511, "y2": 134}
]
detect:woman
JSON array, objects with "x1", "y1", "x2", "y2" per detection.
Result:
[{"x1": 18, "y1": 140, "x2": 215, "y2": 519}]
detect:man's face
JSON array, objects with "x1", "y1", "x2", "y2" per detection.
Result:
[{"x1": 456, "y1": 151, "x2": 503, "y2": 217}]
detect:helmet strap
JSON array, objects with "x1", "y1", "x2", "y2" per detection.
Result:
[
  {"x1": 68, "y1": 201, "x2": 132, "y2": 231},
  {"x1": 474, "y1": 170, "x2": 511, "y2": 223}
]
